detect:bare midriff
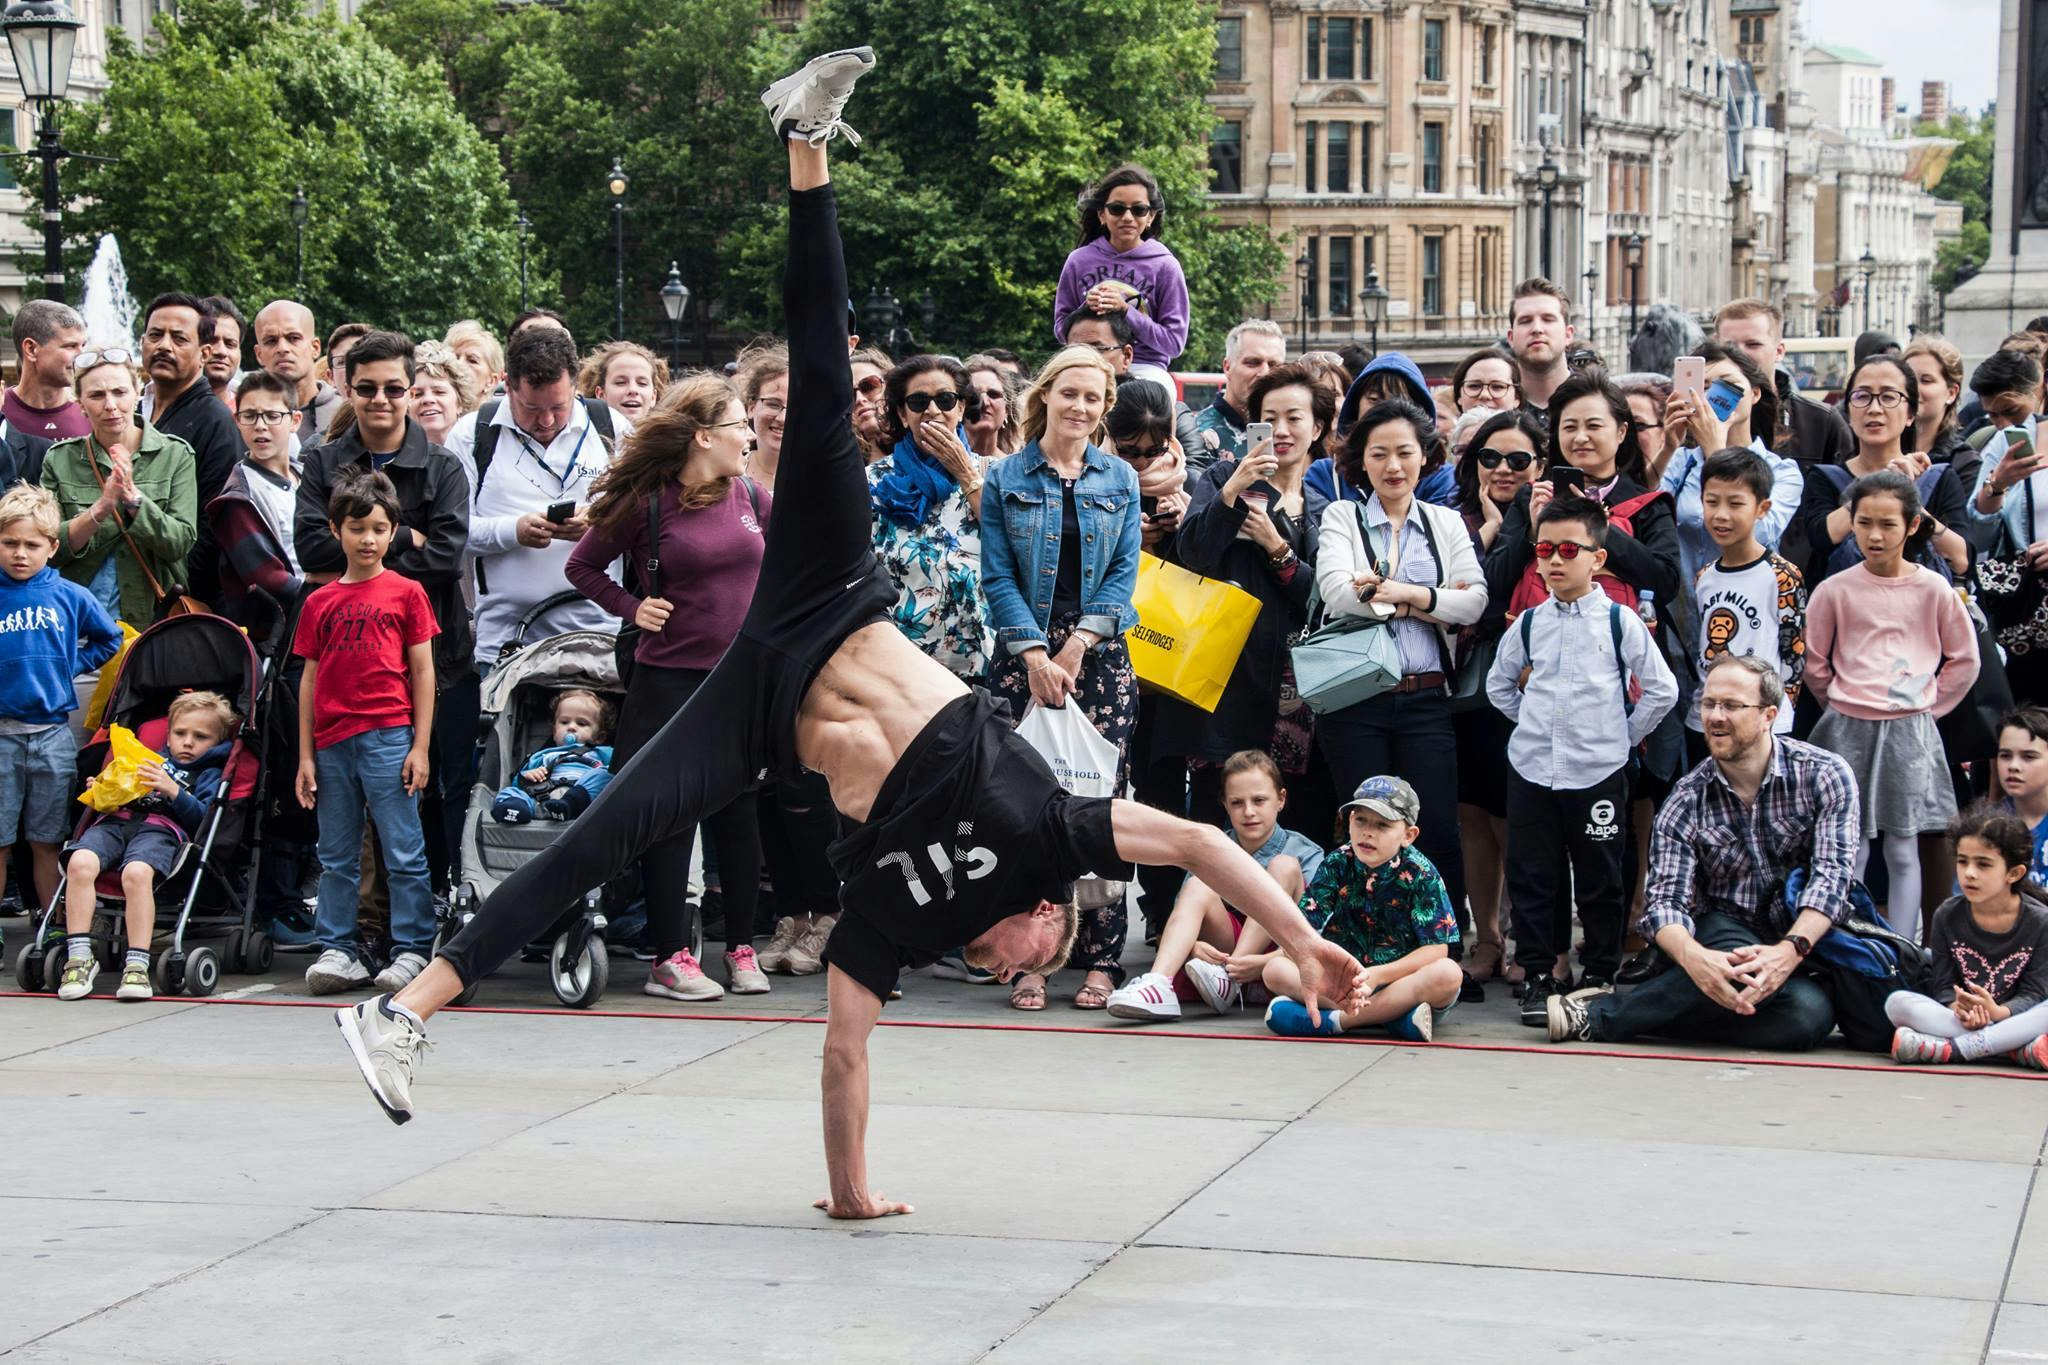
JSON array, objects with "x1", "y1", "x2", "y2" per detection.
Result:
[{"x1": 795, "y1": 621, "x2": 971, "y2": 823}]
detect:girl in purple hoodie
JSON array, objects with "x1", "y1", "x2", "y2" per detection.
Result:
[{"x1": 1053, "y1": 164, "x2": 1190, "y2": 394}]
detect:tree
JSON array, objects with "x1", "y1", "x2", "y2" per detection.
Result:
[
  {"x1": 53, "y1": 0, "x2": 522, "y2": 338},
  {"x1": 1917, "y1": 110, "x2": 1995, "y2": 294}
]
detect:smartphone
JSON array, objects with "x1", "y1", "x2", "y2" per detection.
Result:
[
  {"x1": 2010, "y1": 431, "x2": 2036, "y2": 464},
  {"x1": 1705, "y1": 377, "x2": 1744, "y2": 422},
  {"x1": 1673, "y1": 356, "x2": 1708, "y2": 409},
  {"x1": 1141, "y1": 494, "x2": 1159, "y2": 518},
  {"x1": 1549, "y1": 465, "x2": 1586, "y2": 495},
  {"x1": 546, "y1": 499, "x2": 576, "y2": 524},
  {"x1": 1245, "y1": 421, "x2": 1274, "y2": 452}
]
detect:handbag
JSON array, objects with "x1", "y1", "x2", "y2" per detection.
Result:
[
  {"x1": 612, "y1": 494, "x2": 665, "y2": 691},
  {"x1": 1976, "y1": 480, "x2": 2048, "y2": 653},
  {"x1": 1127, "y1": 552, "x2": 1261, "y2": 712},
  {"x1": 1446, "y1": 631, "x2": 1500, "y2": 715},
  {"x1": 1290, "y1": 504, "x2": 1401, "y2": 715},
  {"x1": 1016, "y1": 700, "x2": 1125, "y2": 900}
]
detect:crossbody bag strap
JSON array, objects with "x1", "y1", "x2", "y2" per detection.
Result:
[
  {"x1": 1609, "y1": 602, "x2": 1634, "y2": 716},
  {"x1": 88, "y1": 438, "x2": 173, "y2": 601},
  {"x1": 643, "y1": 492, "x2": 663, "y2": 597}
]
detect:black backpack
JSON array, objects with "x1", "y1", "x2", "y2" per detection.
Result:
[{"x1": 473, "y1": 396, "x2": 617, "y2": 497}]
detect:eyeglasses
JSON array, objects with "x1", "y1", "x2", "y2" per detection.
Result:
[
  {"x1": 755, "y1": 398, "x2": 787, "y2": 416},
  {"x1": 709, "y1": 419, "x2": 752, "y2": 430},
  {"x1": 1475, "y1": 448, "x2": 1534, "y2": 471},
  {"x1": 1103, "y1": 202, "x2": 1155, "y2": 218},
  {"x1": 351, "y1": 382, "x2": 410, "y2": 401},
  {"x1": 235, "y1": 409, "x2": 292, "y2": 428},
  {"x1": 1533, "y1": 540, "x2": 1597, "y2": 560},
  {"x1": 1461, "y1": 380, "x2": 1515, "y2": 400},
  {"x1": 854, "y1": 376, "x2": 885, "y2": 398},
  {"x1": 1700, "y1": 699, "x2": 1769, "y2": 716},
  {"x1": 904, "y1": 390, "x2": 962, "y2": 414},
  {"x1": 75, "y1": 348, "x2": 133, "y2": 371},
  {"x1": 1847, "y1": 388, "x2": 1908, "y2": 410},
  {"x1": 1076, "y1": 341, "x2": 1124, "y2": 356}
]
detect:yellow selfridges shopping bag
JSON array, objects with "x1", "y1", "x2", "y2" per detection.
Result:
[{"x1": 1126, "y1": 553, "x2": 1260, "y2": 712}]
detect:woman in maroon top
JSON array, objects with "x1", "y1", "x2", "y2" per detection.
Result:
[{"x1": 566, "y1": 374, "x2": 771, "y2": 999}]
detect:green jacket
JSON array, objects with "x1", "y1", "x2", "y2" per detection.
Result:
[{"x1": 42, "y1": 420, "x2": 200, "y2": 627}]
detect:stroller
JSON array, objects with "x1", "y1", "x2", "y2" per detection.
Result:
[
  {"x1": 11, "y1": 612, "x2": 270, "y2": 997},
  {"x1": 441, "y1": 603, "x2": 623, "y2": 1008}
]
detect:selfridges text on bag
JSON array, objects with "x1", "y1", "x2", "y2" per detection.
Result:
[{"x1": 1015, "y1": 701, "x2": 1125, "y2": 908}]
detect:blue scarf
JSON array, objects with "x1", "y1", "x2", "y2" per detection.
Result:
[{"x1": 871, "y1": 427, "x2": 967, "y2": 527}]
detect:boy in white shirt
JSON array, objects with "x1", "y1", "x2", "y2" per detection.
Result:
[{"x1": 1688, "y1": 448, "x2": 1805, "y2": 766}]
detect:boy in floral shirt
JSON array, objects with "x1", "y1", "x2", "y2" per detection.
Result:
[{"x1": 1265, "y1": 776, "x2": 1463, "y2": 1042}]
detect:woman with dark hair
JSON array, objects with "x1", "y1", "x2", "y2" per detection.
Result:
[
  {"x1": 1314, "y1": 397, "x2": 1489, "y2": 938},
  {"x1": 1658, "y1": 340, "x2": 1806, "y2": 583},
  {"x1": 866, "y1": 353, "x2": 988, "y2": 680},
  {"x1": 1449, "y1": 346, "x2": 1521, "y2": 417},
  {"x1": 1454, "y1": 409, "x2": 1548, "y2": 555},
  {"x1": 1052, "y1": 163, "x2": 1189, "y2": 395},
  {"x1": 566, "y1": 373, "x2": 771, "y2": 1000}
]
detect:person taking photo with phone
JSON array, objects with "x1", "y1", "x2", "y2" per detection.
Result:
[{"x1": 1657, "y1": 342, "x2": 1806, "y2": 585}]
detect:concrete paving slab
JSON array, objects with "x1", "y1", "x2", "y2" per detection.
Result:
[
  {"x1": 641, "y1": 1017, "x2": 1385, "y2": 1119},
  {"x1": 364, "y1": 1091, "x2": 1281, "y2": 1243},
  {"x1": 1316, "y1": 1046, "x2": 2048, "y2": 1163},
  {"x1": 988, "y1": 1245, "x2": 1995, "y2": 1365},
  {"x1": 9, "y1": 1207, "x2": 1112, "y2": 1365},
  {"x1": 1990, "y1": 1301, "x2": 2048, "y2": 1360},
  {"x1": 1144, "y1": 1119, "x2": 2028, "y2": 1299},
  {"x1": 0, "y1": 1197, "x2": 319, "y2": 1354},
  {"x1": 2, "y1": 998, "x2": 785, "y2": 1095},
  {"x1": 2010, "y1": 1179, "x2": 2048, "y2": 1306},
  {"x1": 0, "y1": 998, "x2": 199, "y2": 1062}
]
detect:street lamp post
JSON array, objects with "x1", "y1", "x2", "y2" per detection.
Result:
[
  {"x1": 516, "y1": 210, "x2": 531, "y2": 312},
  {"x1": 1357, "y1": 265, "x2": 1387, "y2": 360},
  {"x1": 1295, "y1": 249, "x2": 1311, "y2": 352},
  {"x1": 659, "y1": 261, "x2": 690, "y2": 372},
  {"x1": 290, "y1": 185, "x2": 307, "y2": 295},
  {"x1": 1858, "y1": 245, "x2": 1877, "y2": 332},
  {"x1": 1625, "y1": 231, "x2": 1645, "y2": 342},
  {"x1": 2, "y1": 0, "x2": 85, "y2": 303},
  {"x1": 607, "y1": 161, "x2": 628, "y2": 340},
  {"x1": 863, "y1": 288, "x2": 903, "y2": 360},
  {"x1": 1537, "y1": 149, "x2": 1560, "y2": 282}
]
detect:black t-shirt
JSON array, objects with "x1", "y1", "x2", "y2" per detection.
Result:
[
  {"x1": 821, "y1": 690, "x2": 1128, "y2": 1001},
  {"x1": 1050, "y1": 477, "x2": 1083, "y2": 619}
]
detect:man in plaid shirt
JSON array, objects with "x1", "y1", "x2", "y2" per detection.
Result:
[{"x1": 1547, "y1": 655, "x2": 1859, "y2": 1049}]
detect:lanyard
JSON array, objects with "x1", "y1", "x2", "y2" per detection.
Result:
[{"x1": 508, "y1": 416, "x2": 590, "y2": 490}]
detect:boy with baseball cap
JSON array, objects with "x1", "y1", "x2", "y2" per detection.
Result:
[{"x1": 1264, "y1": 775, "x2": 1463, "y2": 1040}]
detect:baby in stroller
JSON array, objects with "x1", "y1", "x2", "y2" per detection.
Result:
[
  {"x1": 57, "y1": 690, "x2": 237, "y2": 1002},
  {"x1": 490, "y1": 688, "x2": 614, "y2": 825}
]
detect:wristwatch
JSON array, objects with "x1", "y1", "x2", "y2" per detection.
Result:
[{"x1": 1781, "y1": 933, "x2": 1813, "y2": 959}]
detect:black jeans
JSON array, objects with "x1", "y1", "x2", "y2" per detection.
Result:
[
  {"x1": 438, "y1": 183, "x2": 892, "y2": 986},
  {"x1": 759, "y1": 772, "x2": 841, "y2": 920},
  {"x1": 423, "y1": 669, "x2": 481, "y2": 893},
  {"x1": 615, "y1": 663, "x2": 763, "y2": 958},
  {"x1": 1129, "y1": 700, "x2": 1187, "y2": 932},
  {"x1": 1505, "y1": 767, "x2": 1629, "y2": 980},
  {"x1": 1587, "y1": 911, "x2": 1837, "y2": 1050},
  {"x1": 1317, "y1": 688, "x2": 1465, "y2": 923}
]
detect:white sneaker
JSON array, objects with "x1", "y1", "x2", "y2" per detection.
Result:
[
  {"x1": 724, "y1": 946, "x2": 772, "y2": 995},
  {"x1": 783, "y1": 914, "x2": 836, "y2": 975},
  {"x1": 760, "y1": 47, "x2": 876, "y2": 146},
  {"x1": 306, "y1": 949, "x2": 371, "y2": 995},
  {"x1": 1105, "y1": 971, "x2": 1181, "y2": 1022},
  {"x1": 644, "y1": 948, "x2": 725, "y2": 1001},
  {"x1": 758, "y1": 915, "x2": 806, "y2": 973},
  {"x1": 374, "y1": 951, "x2": 430, "y2": 993},
  {"x1": 336, "y1": 994, "x2": 430, "y2": 1125},
  {"x1": 1182, "y1": 958, "x2": 1243, "y2": 1015}
]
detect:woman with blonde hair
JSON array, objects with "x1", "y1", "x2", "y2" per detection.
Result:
[
  {"x1": 565, "y1": 372, "x2": 771, "y2": 1001},
  {"x1": 962, "y1": 352, "x2": 1023, "y2": 459},
  {"x1": 443, "y1": 320, "x2": 505, "y2": 400},
  {"x1": 409, "y1": 340, "x2": 480, "y2": 450},
  {"x1": 736, "y1": 342, "x2": 790, "y2": 491},
  {"x1": 850, "y1": 345, "x2": 893, "y2": 462},
  {"x1": 579, "y1": 341, "x2": 670, "y2": 424},
  {"x1": 1904, "y1": 334, "x2": 1972, "y2": 478},
  {"x1": 981, "y1": 344, "x2": 1142, "y2": 1010}
]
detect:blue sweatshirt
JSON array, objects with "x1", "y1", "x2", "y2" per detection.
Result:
[{"x1": 0, "y1": 565, "x2": 121, "y2": 726}]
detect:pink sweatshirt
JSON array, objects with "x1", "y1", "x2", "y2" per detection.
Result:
[{"x1": 1804, "y1": 563, "x2": 1979, "y2": 720}]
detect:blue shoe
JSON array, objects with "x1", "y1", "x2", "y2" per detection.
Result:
[
  {"x1": 491, "y1": 796, "x2": 530, "y2": 825},
  {"x1": 1387, "y1": 1003, "x2": 1434, "y2": 1043},
  {"x1": 1264, "y1": 998, "x2": 1342, "y2": 1038}
]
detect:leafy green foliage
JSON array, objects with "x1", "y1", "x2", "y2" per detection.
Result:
[{"x1": 1916, "y1": 111, "x2": 1994, "y2": 293}]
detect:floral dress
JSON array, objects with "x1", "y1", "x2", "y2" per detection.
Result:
[{"x1": 867, "y1": 455, "x2": 990, "y2": 680}]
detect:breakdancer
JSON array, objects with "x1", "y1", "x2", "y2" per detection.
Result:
[{"x1": 338, "y1": 47, "x2": 1370, "y2": 1219}]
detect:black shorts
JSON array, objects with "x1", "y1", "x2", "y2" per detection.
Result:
[
  {"x1": 821, "y1": 690, "x2": 1128, "y2": 1001},
  {"x1": 76, "y1": 815, "x2": 181, "y2": 881}
]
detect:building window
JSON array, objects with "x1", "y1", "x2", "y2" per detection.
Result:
[
  {"x1": 1423, "y1": 18, "x2": 1445, "y2": 82},
  {"x1": 1478, "y1": 230, "x2": 1495, "y2": 313},
  {"x1": 1422, "y1": 122, "x2": 1443, "y2": 193},
  {"x1": 1209, "y1": 121, "x2": 1242, "y2": 194},
  {"x1": 1327, "y1": 121, "x2": 1351, "y2": 193},
  {"x1": 1305, "y1": 16, "x2": 1321, "y2": 80},
  {"x1": 1422, "y1": 236, "x2": 1443, "y2": 316},
  {"x1": 1329, "y1": 235, "x2": 1353, "y2": 315},
  {"x1": 1326, "y1": 18, "x2": 1354, "y2": 81},
  {"x1": 1302, "y1": 122, "x2": 1318, "y2": 194},
  {"x1": 1480, "y1": 25, "x2": 1497, "y2": 85},
  {"x1": 1304, "y1": 241, "x2": 1320, "y2": 322},
  {"x1": 1360, "y1": 123, "x2": 1373, "y2": 193},
  {"x1": 1362, "y1": 18, "x2": 1375, "y2": 79},
  {"x1": 1215, "y1": 17, "x2": 1243, "y2": 82},
  {"x1": 1475, "y1": 124, "x2": 1493, "y2": 193}
]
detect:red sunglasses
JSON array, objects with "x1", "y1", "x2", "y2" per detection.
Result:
[{"x1": 1533, "y1": 540, "x2": 1597, "y2": 560}]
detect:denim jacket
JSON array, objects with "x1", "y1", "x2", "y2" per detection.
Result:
[{"x1": 981, "y1": 440, "x2": 1142, "y2": 650}]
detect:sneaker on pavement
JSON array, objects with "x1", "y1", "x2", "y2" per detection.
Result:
[
  {"x1": 1891, "y1": 1027, "x2": 1955, "y2": 1065},
  {"x1": 2012, "y1": 1035, "x2": 2048, "y2": 1071},
  {"x1": 1264, "y1": 998, "x2": 1342, "y2": 1038},
  {"x1": 760, "y1": 47, "x2": 876, "y2": 147},
  {"x1": 725, "y1": 946, "x2": 771, "y2": 995},
  {"x1": 56, "y1": 955, "x2": 99, "y2": 1000},
  {"x1": 783, "y1": 914, "x2": 835, "y2": 976},
  {"x1": 374, "y1": 951, "x2": 430, "y2": 993},
  {"x1": 758, "y1": 915, "x2": 806, "y2": 973},
  {"x1": 306, "y1": 948, "x2": 370, "y2": 996},
  {"x1": 645, "y1": 948, "x2": 725, "y2": 1001},
  {"x1": 1547, "y1": 990, "x2": 1596, "y2": 1042},
  {"x1": 930, "y1": 951, "x2": 996, "y2": 984},
  {"x1": 1519, "y1": 974, "x2": 1563, "y2": 1028},
  {"x1": 1388, "y1": 1002, "x2": 1434, "y2": 1043},
  {"x1": 1106, "y1": 971, "x2": 1181, "y2": 1022},
  {"x1": 1182, "y1": 958, "x2": 1242, "y2": 1015},
  {"x1": 114, "y1": 964, "x2": 153, "y2": 1002},
  {"x1": 336, "y1": 994, "x2": 430, "y2": 1125},
  {"x1": 1569, "y1": 974, "x2": 1616, "y2": 1001}
]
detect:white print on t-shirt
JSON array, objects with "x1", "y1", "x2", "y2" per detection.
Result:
[
  {"x1": 0, "y1": 604, "x2": 60, "y2": 635},
  {"x1": 876, "y1": 819, "x2": 998, "y2": 906}
]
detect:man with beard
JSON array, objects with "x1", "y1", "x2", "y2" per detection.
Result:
[
  {"x1": 1545, "y1": 654, "x2": 1855, "y2": 1051},
  {"x1": 140, "y1": 293, "x2": 241, "y2": 605},
  {"x1": 1507, "y1": 279, "x2": 1575, "y2": 423}
]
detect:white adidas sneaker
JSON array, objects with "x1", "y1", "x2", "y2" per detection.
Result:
[{"x1": 1105, "y1": 971, "x2": 1181, "y2": 1022}]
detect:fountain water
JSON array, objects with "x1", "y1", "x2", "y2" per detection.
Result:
[{"x1": 77, "y1": 233, "x2": 136, "y2": 351}]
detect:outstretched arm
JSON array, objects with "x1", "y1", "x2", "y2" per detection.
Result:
[
  {"x1": 816, "y1": 964, "x2": 913, "y2": 1220},
  {"x1": 1109, "y1": 799, "x2": 1368, "y2": 1024}
]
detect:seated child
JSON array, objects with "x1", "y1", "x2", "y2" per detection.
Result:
[
  {"x1": 490, "y1": 689, "x2": 614, "y2": 824},
  {"x1": 1106, "y1": 749, "x2": 1325, "y2": 1022},
  {"x1": 1887, "y1": 803, "x2": 2048, "y2": 1068},
  {"x1": 1264, "y1": 775, "x2": 1463, "y2": 1041},
  {"x1": 56, "y1": 691, "x2": 237, "y2": 1002}
]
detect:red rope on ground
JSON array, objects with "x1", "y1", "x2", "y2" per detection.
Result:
[{"x1": 5, "y1": 989, "x2": 2042, "y2": 1082}]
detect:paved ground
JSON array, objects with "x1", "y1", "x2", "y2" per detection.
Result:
[{"x1": 6, "y1": 917, "x2": 2048, "y2": 1363}]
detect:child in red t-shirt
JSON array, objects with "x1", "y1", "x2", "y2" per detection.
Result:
[{"x1": 292, "y1": 470, "x2": 439, "y2": 998}]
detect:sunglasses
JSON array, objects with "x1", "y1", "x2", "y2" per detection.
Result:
[
  {"x1": 1121, "y1": 443, "x2": 1167, "y2": 463},
  {"x1": 352, "y1": 382, "x2": 410, "y2": 401},
  {"x1": 855, "y1": 375, "x2": 885, "y2": 398},
  {"x1": 1533, "y1": 540, "x2": 1598, "y2": 560},
  {"x1": 1475, "y1": 448, "x2": 1534, "y2": 471},
  {"x1": 1103, "y1": 202, "x2": 1155, "y2": 218},
  {"x1": 904, "y1": 390, "x2": 962, "y2": 414},
  {"x1": 75, "y1": 347, "x2": 134, "y2": 371}
]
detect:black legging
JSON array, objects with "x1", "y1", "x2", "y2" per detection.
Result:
[
  {"x1": 438, "y1": 181, "x2": 877, "y2": 987},
  {"x1": 615, "y1": 663, "x2": 762, "y2": 957}
]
